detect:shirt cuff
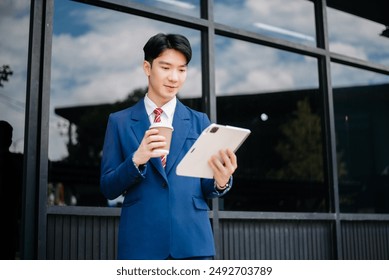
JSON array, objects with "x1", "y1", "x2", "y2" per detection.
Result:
[
  {"x1": 132, "y1": 157, "x2": 147, "y2": 176},
  {"x1": 214, "y1": 176, "x2": 233, "y2": 195}
]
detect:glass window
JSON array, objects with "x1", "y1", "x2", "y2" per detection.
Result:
[
  {"x1": 214, "y1": 0, "x2": 316, "y2": 46},
  {"x1": 332, "y1": 63, "x2": 389, "y2": 213},
  {"x1": 0, "y1": 1, "x2": 30, "y2": 259},
  {"x1": 130, "y1": 0, "x2": 200, "y2": 17},
  {"x1": 49, "y1": 0, "x2": 202, "y2": 206},
  {"x1": 327, "y1": 7, "x2": 389, "y2": 66},
  {"x1": 214, "y1": 36, "x2": 326, "y2": 212}
]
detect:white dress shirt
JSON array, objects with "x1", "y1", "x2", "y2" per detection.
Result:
[{"x1": 144, "y1": 94, "x2": 176, "y2": 126}]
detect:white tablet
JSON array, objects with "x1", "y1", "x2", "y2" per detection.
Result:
[{"x1": 176, "y1": 123, "x2": 251, "y2": 179}]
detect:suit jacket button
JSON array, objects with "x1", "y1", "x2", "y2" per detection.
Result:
[{"x1": 162, "y1": 182, "x2": 167, "y2": 188}]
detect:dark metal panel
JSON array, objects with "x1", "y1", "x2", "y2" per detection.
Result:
[
  {"x1": 342, "y1": 220, "x2": 350, "y2": 257},
  {"x1": 263, "y1": 223, "x2": 271, "y2": 259},
  {"x1": 53, "y1": 215, "x2": 63, "y2": 259},
  {"x1": 46, "y1": 215, "x2": 55, "y2": 259},
  {"x1": 107, "y1": 218, "x2": 115, "y2": 259},
  {"x1": 46, "y1": 213, "x2": 120, "y2": 260},
  {"x1": 253, "y1": 222, "x2": 261, "y2": 259},
  {"x1": 342, "y1": 221, "x2": 389, "y2": 260},
  {"x1": 220, "y1": 220, "x2": 333, "y2": 260},
  {"x1": 92, "y1": 216, "x2": 101, "y2": 259},
  {"x1": 85, "y1": 217, "x2": 93, "y2": 259},
  {"x1": 114, "y1": 216, "x2": 120, "y2": 258},
  {"x1": 45, "y1": 212, "x2": 389, "y2": 260},
  {"x1": 221, "y1": 217, "x2": 229, "y2": 258},
  {"x1": 379, "y1": 223, "x2": 388, "y2": 259},
  {"x1": 99, "y1": 217, "x2": 108, "y2": 260},
  {"x1": 47, "y1": 205, "x2": 121, "y2": 216},
  {"x1": 70, "y1": 215, "x2": 78, "y2": 259},
  {"x1": 77, "y1": 216, "x2": 86, "y2": 259},
  {"x1": 219, "y1": 210, "x2": 336, "y2": 220},
  {"x1": 247, "y1": 222, "x2": 255, "y2": 259},
  {"x1": 62, "y1": 215, "x2": 71, "y2": 259},
  {"x1": 109, "y1": 216, "x2": 118, "y2": 259}
]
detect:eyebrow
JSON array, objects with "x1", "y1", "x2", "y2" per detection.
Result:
[{"x1": 158, "y1": 60, "x2": 188, "y2": 67}]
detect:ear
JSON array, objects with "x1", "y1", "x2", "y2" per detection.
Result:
[{"x1": 143, "y1": 60, "x2": 151, "y2": 76}]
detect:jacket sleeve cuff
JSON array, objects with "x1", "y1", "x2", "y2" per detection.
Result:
[
  {"x1": 132, "y1": 156, "x2": 147, "y2": 176},
  {"x1": 214, "y1": 176, "x2": 233, "y2": 196}
]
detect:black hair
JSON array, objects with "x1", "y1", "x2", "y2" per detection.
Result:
[{"x1": 143, "y1": 33, "x2": 192, "y2": 66}]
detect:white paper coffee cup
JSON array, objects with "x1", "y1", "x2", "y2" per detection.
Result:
[{"x1": 149, "y1": 122, "x2": 174, "y2": 155}]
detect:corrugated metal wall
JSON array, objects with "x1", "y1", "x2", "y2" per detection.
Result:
[
  {"x1": 46, "y1": 212, "x2": 389, "y2": 260},
  {"x1": 219, "y1": 220, "x2": 334, "y2": 259},
  {"x1": 46, "y1": 214, "x2": 119, "y2": 260},
  {"x1": 341, "y1": 221, "x2": 389, "y2": 259}
]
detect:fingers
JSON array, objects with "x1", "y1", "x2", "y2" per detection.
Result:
[
  {"x1": 143, "y1": 129, "x2": 166, "y2": 156},
  {"x1": 208, "y1": 148, "x2": 237, "y2": 186},
  {"x1": 146, "y1": 136, "x2": 167, "y2": 152},
  {"x1": 133, "y1": 129, "x2": 168, "y2": 166},
  {"x1": 144, "y1": 129, "x2": 163, "y2": 143},
  {"x1": 221, "y1": 148, "x2": 237, "y2": 170}
]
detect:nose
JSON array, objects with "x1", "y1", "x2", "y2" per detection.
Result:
[{"x1": 168, "y1": 69, "x2": 179, "y2": 82}]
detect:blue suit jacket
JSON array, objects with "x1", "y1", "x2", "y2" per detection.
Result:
[{"x1": 100, "y1": 98, "x2": 230, "y2": 259}]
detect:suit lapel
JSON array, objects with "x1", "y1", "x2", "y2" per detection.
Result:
[
  {"x1": 165, "y1": 100, "x2": 191, "y2": 175},
  {"x1": 130, "y1": 99, "x2": 150, "y2": 143}
]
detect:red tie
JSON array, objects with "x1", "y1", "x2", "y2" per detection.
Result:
[
  {"x1": 153, "y1": 108, "x2": 166, "y2": 167},
  {"x1": 153, "y1": 107, "x2": 163, "y2": 123}
]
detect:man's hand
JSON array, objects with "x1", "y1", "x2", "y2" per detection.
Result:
[
  {"x1": 132, "y1": 129, "x2": 167, "y2": 166},
  {"x1": 208, "y1": 148, "x2": 237, "y2": 188}
]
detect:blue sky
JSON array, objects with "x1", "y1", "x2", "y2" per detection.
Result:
[{"x1": 53, "y1": 1, "x2": 92, "y2": 36}]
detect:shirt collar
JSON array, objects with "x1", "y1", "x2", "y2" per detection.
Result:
[{"x1": 144, "y1": 94, "x2": 176, "y2": 123}]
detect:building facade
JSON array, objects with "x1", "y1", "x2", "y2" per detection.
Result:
[{"x1": 1, "y1": 0, "x2": 389, "y2": 259}]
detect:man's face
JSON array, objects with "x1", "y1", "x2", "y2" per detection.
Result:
[{"x1": 143, "y1": 49, "x2": 188, "y2": 106}]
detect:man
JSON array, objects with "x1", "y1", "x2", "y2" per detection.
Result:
[
  {"x1": 0, "y1": 120, "x2": 23, "y2": 259},
  {"x1": 100, "y1": 33, "x2": 237, "y2": 260}
]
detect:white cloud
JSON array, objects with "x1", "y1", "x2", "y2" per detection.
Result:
[
  {"x1": 50, "y1": 5, "x2": 203, "y2": 108},
  {"x1": 331, "y1": 63, "x2": 389, "y2": 88},
  {"x1": 246, "y1": 0, "x2": 315, "y2": 33},
  {"x1": 212, "y1": 0, "x2": 320, "y2": 96},
  {"x1": 214, "y1": 37, "x2": 318, "y2": 95},
  {"x1": 0, "y1": 0, "x2": 29, "y2": 16},
  {"x1": 327, "y1": 7, "x2": 389, "y2": 63},
  {"x1": 214, "y1": 0, "x2": 316, "y2": 42},
  {"x1": 51, "y1": 22, "x2": 148, "y2": 106},
  {"x1": 330, "y1": 43, "x2": 367, "y2": 61}
]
